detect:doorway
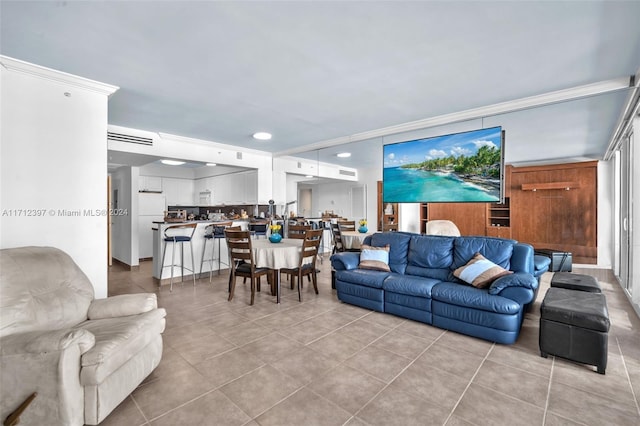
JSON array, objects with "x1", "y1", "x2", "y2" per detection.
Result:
[{"x1": 299, "y1": 188, "x2": 312, "y2": 218}]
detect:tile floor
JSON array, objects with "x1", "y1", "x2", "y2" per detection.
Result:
[{"x1": 103, "y1": 259, "x2": 640, "y2": 426}]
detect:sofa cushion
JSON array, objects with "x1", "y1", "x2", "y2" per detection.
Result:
[
  {"x1": 404, "y1": 235, "x2": 454, "y2": 281},
  {"x1": 368, "y1": 232, "x2": 412, "y2": 274},
  {"x1": 359, "y1": 245, "x2": 390, "y2": 272},
  {"x1": 453, "y1": 253, "x2": 512, "y2": 288},
  {"x1": 383, "y1": 274, "x2": 441, "y2": 298},
  {"x1": 77, "y1": 309, "x2": 166, "y2": 385},
  {"x1": 335, "y1": 269, "x2": 390, "y2": 289},
  {"x1": 431, "y1": 282, "x2": 520, "y2": 314},
  {"x1": 451, "y1": 236, "x2": 514, "y2": 274}
]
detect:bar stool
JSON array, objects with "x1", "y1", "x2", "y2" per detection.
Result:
[
  {"x1": 200, "y1": 221, "x2": 232, "y2": 282},
  {"x1": 160, "y1": 223, "x2": 197, "y2": 291},
  {"x1": 249, "y1": 222, "x2": 268, "y2": 239}
]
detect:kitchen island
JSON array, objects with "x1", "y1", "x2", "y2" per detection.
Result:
[{"x1": 151, "y1": 220, "x2": 249, "y2": 284}]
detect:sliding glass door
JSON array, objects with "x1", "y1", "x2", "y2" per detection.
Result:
[{"x1": 617, "y1": 130, "x2": 633, "y2": 294}]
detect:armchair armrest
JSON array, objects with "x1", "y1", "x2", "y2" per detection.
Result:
[
  {"x1": 88, "y1": 293, "x2": 158, "y2": 320},
  {"x1": 1, "y1": 328, "x2": 95, "y2": 356},
  {"x1": 1, "y1": 329, "x2": 94, "y2": 425},
  {"x1": 330, "y1": 252, "x2": 361, "y2": 271}
]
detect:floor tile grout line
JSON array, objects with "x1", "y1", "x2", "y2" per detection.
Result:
[
  {"x1": 129, "y1": 394, "x2": 150, "y2": 425},
  {"x1": 542, "y1": 355, "x2": 555, "y2": 425},
  {"x1": 617, "y1": 335, "x2": 640, "y2": 417},
  {"x1": 346, "y1": 330, "x2": 447, "y2": 424},
  {"x1": 441, "y1": 342, "x2": 495, "y2": 426}
]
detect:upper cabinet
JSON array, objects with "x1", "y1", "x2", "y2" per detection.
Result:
[
  {"x1": 162, "y1": 178, "x2": 194, "y2": 206},
  {"x1": 138, "y1": 176, "x2": 162, "y2": 193},
  {"x1": 194, "y1": 170, "x2": 258, "y2": 205}
]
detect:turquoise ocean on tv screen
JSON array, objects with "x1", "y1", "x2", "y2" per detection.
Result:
[{"x1": 383, "y1": 167, "x2": 499, "y2": 203}]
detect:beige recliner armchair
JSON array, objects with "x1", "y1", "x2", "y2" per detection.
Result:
[{"x1": 0, "y1": 247, "x2": 166, "y2": 425}]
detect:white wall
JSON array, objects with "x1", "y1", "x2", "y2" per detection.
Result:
[{"x1": 0, "y1": 57, "x2": 117, "y2": 299}]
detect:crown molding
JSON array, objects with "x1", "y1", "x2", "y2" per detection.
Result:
[
  {"x1": 275, "y1": 77, "x2": 632, "y2": 157},
  {"x1": 0, "y1": 55, "x2": 119, "y2": 97}
]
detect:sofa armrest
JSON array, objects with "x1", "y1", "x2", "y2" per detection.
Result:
[
  {"x1": 330, "y1": 252, "x2": 361, "y2": 271},
  {"x1": 489, "y1": 272, "x2": 537, "y2": 294},
  {"x1": 88, "y1": 293, "x2": 158, "y2": 320},
  {"x1": 1, "y1": 328, "x2": 95, "y2": 356}
]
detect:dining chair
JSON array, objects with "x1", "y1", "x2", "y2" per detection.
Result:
[
  {"x1": 288, "y1": 224, "x2": 311, "y2": 239},
  {"x1": 338, "y1": 220, "x2": 356, "y2": 231},
  {"x1": 282, "y1": 224, "x2": 313, "y2": 287},
  {"x1": 279, "y1": 228, "x2": 323, "y2": 301},
  {"x1": 330, "y1": 222, "x2": 345, "y2": 254},
  {"x1": 225, "y1": 229, "x2": 274, "y2": 305}
]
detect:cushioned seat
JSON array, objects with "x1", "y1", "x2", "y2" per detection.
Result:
[
  {"x1": 337, "y1": 269, "x2": 389, "y2": 288},
  {"x1": 383, "y1": 275, "x2": 441, "y2": 297},
  {"x1": 551, "y1": 272, "x2": 601, "y2": 293},
  {"x1": 540, "y1": 287, "x2": 610, "y2": 374},
  {"x1": 431, "y1": 282, "x2": 521, "y2": 314}
]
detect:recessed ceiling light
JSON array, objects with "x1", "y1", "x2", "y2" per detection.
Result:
[
  {"x1": 305, "y1": 175, "x2": 313, "y2": 178},
  {"x1": 160, "y1": 159, "x2": 185, "y2": 166},
  {"x1": 253, "y1": 132, "x2": 272, "y2": 140},
  {"x1": 206, "y1": 163, "x2": 217, "y2": 167},
  {"x1": 337, "y1": 152, "x2": 351, "y2": 158}
]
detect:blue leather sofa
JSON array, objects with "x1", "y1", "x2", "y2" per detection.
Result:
[{"x1": 330, "y1": 232, "x2": 541, "y2": 344}]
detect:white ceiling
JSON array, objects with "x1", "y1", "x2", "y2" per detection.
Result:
[{"x1": 1, "y1": 1, "x2": 639, "y2": 170}]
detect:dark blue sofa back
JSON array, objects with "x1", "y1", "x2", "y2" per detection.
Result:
[{"x1": 363, "y1": 232, "x2": 533, "y2": 278}]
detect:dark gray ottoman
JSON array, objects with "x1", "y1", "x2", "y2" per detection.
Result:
[
  {"x1": 551, "y1": 272, "x2": 601, "y2": 293},
  {"x1": 540, "y1": 287, "x2": 610, "y2": 374}
]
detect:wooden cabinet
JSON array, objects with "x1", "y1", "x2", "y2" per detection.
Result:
[
  {"x1": 510, "y1": 161, "x2": 597, "y2": 264},
  {"x1": 486, "y1": 197, "x2": 511, "y2": 238},
  {"x1": 377, "y1": 181, "x2": 398, "y2": 231}
]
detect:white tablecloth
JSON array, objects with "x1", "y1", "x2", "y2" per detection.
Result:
[
  {"x1": 341, "y1": 230, "x2": 375, "y2": 250},
  {"x1": 252, "y1": 238, "x2": 303, "y2": 270}
]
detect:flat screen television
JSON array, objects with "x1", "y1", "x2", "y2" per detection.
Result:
[{"x1": 383, "y1": 126, "x2": 504, "y2": 203}]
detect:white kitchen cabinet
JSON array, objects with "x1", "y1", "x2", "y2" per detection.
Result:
[
  {"x1": 244, "y1": 170, "x2": 258, "y2": 204},
  {"x1": 162, "y1": 178, "x2": 194, "y2": 205},
  {"x1": 138, "y1": 175, "x2": 163, "y2": 192}
]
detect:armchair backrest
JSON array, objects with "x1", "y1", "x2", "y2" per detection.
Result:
[{"x1": 0, "y1": 246, "x2": 94, "y2": 338}]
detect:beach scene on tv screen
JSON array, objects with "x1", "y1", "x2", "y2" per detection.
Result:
[{"x1": 383, "y1": 126, "x2": 502, "y2": 203}]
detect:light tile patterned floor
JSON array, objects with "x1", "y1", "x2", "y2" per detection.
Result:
[{"x1": 103, "y1": 260, "x2": 640, "y2": 426}]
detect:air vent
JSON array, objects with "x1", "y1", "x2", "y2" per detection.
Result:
[
  {"x1": 107, "y1": 131, "x2": 153, "y2": 146},
  {"x1": 339, "y1": 170, "x2": 356, "y2": 176},
  {"x1": 236, "y1": 152, "x2": 243, "y2": 160},
  {"x1": 297, "y1": 162, "x2": 302, "y2": 168}
]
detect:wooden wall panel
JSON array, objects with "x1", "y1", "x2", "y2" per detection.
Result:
[
  {"x1": 427, "y1": 202, "x2": 487, "y2": 236},
  {"x1": 510, "y1": 161, "x2": 597, "y2": 264}
]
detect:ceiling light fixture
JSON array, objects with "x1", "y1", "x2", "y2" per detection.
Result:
[
  {"x1": 305, "y1": 175, "x2": 314, "y2": 178},
  {"x1": 206, "y1": 163, "x2": 217, "y2": 167},
  {"x1": 337, "y1": 152, "x2": 351, "y2": 158},
  {"x1": 160, "y1": 159, "x2": 185, "y2": 166},
  {"x1": 253, "y1": 132, "x2": 272, "y2": 140}
]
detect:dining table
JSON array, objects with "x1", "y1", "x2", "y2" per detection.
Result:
[
  {"x1": 251, "y1": 238, "x2": 303, "y2": 303},
  {"x1": 341, "y1": 230, "x2": 376, "y2": 250}
]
